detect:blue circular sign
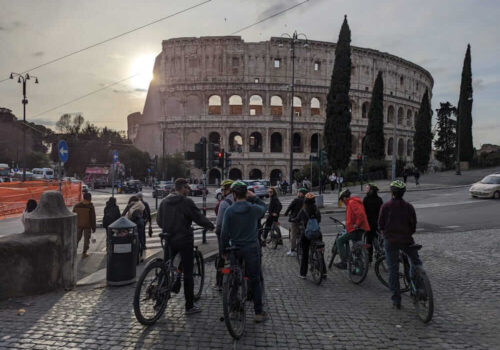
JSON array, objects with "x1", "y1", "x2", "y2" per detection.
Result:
[
  {"x1": 113, "y1": 150, "x2": 119, "y2": 164},
  {"x1": 58, "y1": 140, "x2": 69, "y2": 163}
]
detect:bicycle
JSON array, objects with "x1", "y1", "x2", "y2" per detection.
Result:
[
  {"x1": 133, "y1": 227, "x2": 205, "y2": 326},
  {"x1": 374, "y1": 244, "x2": 434, "y2": 323},
  {"x1": 327, "y1": 217, "x2": 369, "y2": 284},
  {"x1": 308, "y1": 238, "x2": 326, "y2": 285},
  {"x1": 263, "y1": 220, "x2": 282, "y2": 249}
]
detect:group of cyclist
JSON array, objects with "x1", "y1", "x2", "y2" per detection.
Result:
[{"x1": 156, "y1": 175, "x2": 421, "y2": 320}]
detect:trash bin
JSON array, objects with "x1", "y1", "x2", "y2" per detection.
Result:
[{"x1": 106, "y1": 217, "x2": 138, "y2": 286}]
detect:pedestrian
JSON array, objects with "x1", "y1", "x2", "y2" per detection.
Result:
[
  {"x1": 320, "y1": 173, "x2": 327, "y2": 193},
  {"x1": 214, "y1": 180, "x2": 234, "y2": 290},
  {"x1": 136, "y1": 193, "x2": 152, "y2": 238},
  {"x1": 337, "y1": 175, "x2": 344, "y2": 192},
  {"x1": 329, "y1": 172, "x2": 337, "y2": 191},
  {"x1": 414, "y1": 168, "x2": 420, "y2": 186},
  {"x1": 403, "y1": 168, "x2": 408, "y2": 183},
  {"x1": 157, "y1": 178, "x2": 215, "y2": 314},
  {"x1": 363, "y1": 183, "x2": 383, "y2": 262},
  {"x1": 21, "y1": 199, "x2": 37, "y2": 227},
  {"x1": 284, "y1": 188, "x2": 308, "y2": 256},
  {"x1": 122, "y1": 196, "x2": 146, "y2": 261},
  {"x1": 102, "y1": 197, "x2": 120, "y2": 229},
  {"x1": 263, "y1": 187, "x2": 282, "y2": 243},
  {"x1": 72, "y1": 192, "x2": 96, "y2": 258}
]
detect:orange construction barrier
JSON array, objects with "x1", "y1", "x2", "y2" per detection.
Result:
[{"x1": 0, "y1": 180, "x2": 82, "y2": 220}]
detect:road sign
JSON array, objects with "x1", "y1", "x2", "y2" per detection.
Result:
[
  {"x1": 13, "y1": 168, "x2": 18, "y2": 172},
  {"x1": 58, "y1": 140, "x2": 69, "y2": 163},
  {"x1": 113, "y1": 150, "x2": 119, "y2": 164}
]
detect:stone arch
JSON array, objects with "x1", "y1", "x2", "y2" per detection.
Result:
[
  {"x1": 249, "y1": 168, "x2": 262, "y2": 180},
  {"x1": 398, "y1": 138, "x2": 405, "y2": 157},
  {"x1": 271, "y1": 95, "x2": 283, "y2": 116},
  {"x1": 166, "y1": 96, "x2": 183, "y2": 116},
  {"x1": 362, "y1": 102, "x2": 369, "y2": 119},
  {"x1": 407, "y1": 139, "x2": 413, "y2": 157},
  {"x1": 270, "y1": 132, "x2": 283, "y2": 153},
  {"x1": 208, "y1": 168, "x2": 221, "y2": 185},
  {"x1": 387, "y1": 105, "x2": 395, "y2": 124},
  {"x1": 229, "y1": 132, "x2": 243, "y2": 152},
  {"x1": 209, "y1": 132, "x2": 221, "y2": 144},
  {"x1": 387, "y1": 137, "x2": 394, "y2": 156},
  {"x1": 311, "y1": 133, "x2": 319, "y2": 153},
  {"x1": 311, "y1": 97, "x2": 321, "y2": 116},
  {"x1": 293, "y1": 96, "x2": 302, "y2": 117},
  {"x1": 249, "y1": 132, "x2": 263, "y2": 152},
  {"x1": 407, "y1": 109, "x2": 413, "y2": 127},
  {"x1": 185, "y1": 94, "x2": 202, "y2": 115},
  {"x1": 208, "y1": 95, "x2": 221, "y2": 115},
  {"x1": 397, "y1": 107, "x2": 404, "y2": 125},
  {"x1": 270, "y1": 169, "x2": 282, "y2": 186},
  {"x1": 293, "y1": 133, "x2": 303, "y2": 153},
  {"x1": 229, "y1": 95, "x2": 243, "y2": 115},
  {"x1": 229, "y1": 168, "x2": 242, "y2": 180},
  {"x1": 249, "y1": 95, "x2": 263, "y2": 116}
]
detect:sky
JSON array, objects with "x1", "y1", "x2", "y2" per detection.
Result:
[{"x1": 0, "y1": 0, "x2": 499, "y2": 147}]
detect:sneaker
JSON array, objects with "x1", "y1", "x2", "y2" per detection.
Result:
[
  {"x1": 286, "y1": 250, "x2": 293, "y2": 256},
  {"x1": 82, "y1": 252, "x2": 89, "y2": 259},
  {"x1": 298, "y1": 274, "x2": 306, "y2": 279},
  {"x1": 254, "y1": 311, "x2": 268, "y2": 323},
  {"x1": 289, "y1": 251, "x2": 297, "y2": 257},
  {"x1": 185, "y1": 304, "x2": 202, "y2": 315},
  {"x1": 334, "y1": 262, "x2": 347, "y2": 270},
  {"x1": 393, "y1": 301, "x2": 401, "y2": 310}
]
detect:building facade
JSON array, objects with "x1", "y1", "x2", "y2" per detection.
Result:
[{"x1": 128, "y1": 36, "x2": 433, "y2": 184}]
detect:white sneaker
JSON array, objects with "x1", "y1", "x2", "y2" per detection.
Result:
[{"x1": 286, "y1": 250, "x2": 293, "y2": 256}]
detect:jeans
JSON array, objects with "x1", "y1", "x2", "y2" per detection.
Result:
[
  {"x1": 263, "y1": 215, "x2": 278, "y2": 240},
  {"x1": 215, "y1": 232, "x2": 225, "y2": 287},
  {"x1": 233, "y1": 244, "x2": 263, "y2": 315},
  {"x1": 336, "y1": 229, "x2": 364, "y2": 263},
  {"x1": 167, "y1": 240, "x2": 195, "y2": 309},
  {"x1": 384, "y1": 240, "x2": 422, "y2": 303},
  {"x1": 77, "y1": 228, "x2": 91, "y2": 253},
  {"x1": 365, "y1": 230, "x2": 376, "y2": 261},
  {"x1": 290, "y1": 222, "x2": 300, "y2": 251}
]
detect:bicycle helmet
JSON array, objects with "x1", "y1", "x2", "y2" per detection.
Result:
[
  {"x1": 230, "y1": 180, "x2": 247, "y2": 195},
  {"x1": 367, "y1": 183, "x2": 379, "y2": 191},
  {"x1": 221, "y1": 179, "x2": 234, "y2": 189},
  {"x1": 339, "y1": 188, "x2": 351, "y2": 200},
  {"x1": 390, "y1": 180, "x2": 406, "y2": 197},
  {"x1": 298, "y1": 187, "x2": 308, "y2": 194}
]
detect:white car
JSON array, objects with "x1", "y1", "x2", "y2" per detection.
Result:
[
  {"x1": 215, "y1": 188, "x2": 223, "y2": 201},
  {"x1": 469, "y1": 174, "x2": 500, "y2": 199}
]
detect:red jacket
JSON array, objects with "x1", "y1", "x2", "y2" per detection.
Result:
[{"x1": 345, "y1": 197, "x2": 370, "y2": 233}]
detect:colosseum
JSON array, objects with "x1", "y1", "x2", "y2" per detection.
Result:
[{"x1": 128, "y1": 36, "x2": 433, "y2": 184}]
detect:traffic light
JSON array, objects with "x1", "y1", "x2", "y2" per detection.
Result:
[
  {"x1": 208, "y1": 143, "x2": 220, "y2": 168},
  {"x1": 185, "y1": 138, "x2": 207, "y2": 170},
  {"x1": 217, "y1": 150, "x2": 224, "y2": 168},
  {"x1": 225, "y1": 151, "x2": 232, "y2": 168}
]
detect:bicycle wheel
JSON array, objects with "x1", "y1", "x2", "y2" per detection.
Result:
[
  {"x1": 374, "y1": 255, "x2": 410, "y2": 292},
  {"x1": 347, "y1": 243, "x2": 369, "y2": 284},
  {"x1": 413, "y1": 267, "x2": 434, "y2": 323},
  {"x1": 193, "y1": 250, "x2": 205, "y2": 301},
  {"x1": 133, "y1": 259, "x2": 169, "y2": 325},
  {"x1": 310, "y1": 249, "x2": 324, "y2": 285},
  {"x1": 222, "y1": 269, "x2": 247, "y2": 339},
  {"x1": 328, "y1": 243, "x2": 341, "y2": 269},
  {"x1": 272, "y1": 226, "x2": 281, "y2": 250}
]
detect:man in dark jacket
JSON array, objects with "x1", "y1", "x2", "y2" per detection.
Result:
[
  {"x1": 262, "y1": 187, "x2": 282, "y2": 243},
  {"x1": 73, "y1": 192, "x2": 96, "y2": 258},
  {"x1": 363, "y1": 183, "x2": 383, "y2": 262},
  {"x1": 378, "y1": 180, "x2": 421, "y2": 309},
  {"x1": 102, "y1": 197, "x2": 120, "y2": 229},
  {"x1": 157, "y1": 178, "x2": 215, "y2": 314},
  {"x1": 284, "y1": 188, "x2": 308, "y2": 256}
]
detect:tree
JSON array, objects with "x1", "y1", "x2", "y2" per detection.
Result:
[
  {"x1": 413, "y1": 90, "x2": 433, "y2": 172},
  {"x1": 55, "y1": 113, "x2": 84, "y2": 135},
  {"x1": 25, "y1": 151, "x2": 51, "y2": 169},
  {"x1": 457, "y1": 44, "x2": 474, "y2": 162},
  {"x1": 434, "y1": 102, "x2": 457, "y2": 169},
  {"x1": 363, "y1": 71, "x2": 385, "y2": 160},
  {"x1": 324, "y1": 15, "x2": 352, "y2": 173},
  {"x1": 158, "y1": 153, "x2": 190, "y2": 180}
]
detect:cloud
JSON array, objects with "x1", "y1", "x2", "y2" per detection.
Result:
[{"x1": 32, "y1": 51, "x2": 44, "y2": 57}]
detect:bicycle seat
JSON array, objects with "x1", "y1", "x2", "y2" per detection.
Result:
[{"x1": 408, "y1": 244, "x2": 423, "y2": 250}]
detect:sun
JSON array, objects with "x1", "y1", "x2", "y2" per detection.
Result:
[{"x1": 130, "y1": 54, "x2": 156, "y2": 90}]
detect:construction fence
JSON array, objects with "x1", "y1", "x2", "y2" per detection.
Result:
[{"x1": 0, "y1": 181, "x2": 82, "y2": 220}]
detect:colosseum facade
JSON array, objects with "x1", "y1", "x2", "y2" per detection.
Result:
[{"x1": 128, "y1": 36, "x2": 433, "y2": 184}]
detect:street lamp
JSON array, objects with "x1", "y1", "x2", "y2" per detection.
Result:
[
  {"x1": 159, "y1": 119, "x2": 167, "y2": 180},
  {"x1": 10, "y1": 72, "x2": 39, "y2": 182},
  {"x1": 280, "y1": 31, "x2": 308, "y2": 192}
]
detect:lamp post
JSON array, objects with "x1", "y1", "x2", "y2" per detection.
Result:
[
  {"x1": 159, "y1": 120, "x2": 167, "y2": 181},
  {"x1": 280, "y1": 31, "x2": 308, "y2": 192},
  {"x1": 391, "y1": 120, "x2": 397, "y2": 180},
  {"x1": 10, "y1": 72, "x2": 39, "y2": 182}
]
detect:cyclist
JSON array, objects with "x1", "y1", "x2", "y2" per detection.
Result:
[
  {"x1": 262, "y1": 187, "x2": 282, "y2": 244},
  {"x1": 334, "y1": 189, "x2": 370, "y2": 270},
  {"x1": 221, "y1": 181, "x2": 268, "y2": 323},
  {"x1": 214, "y1": 179, "x2": 234, "y2": 291},
  {"x1": 363, "y1": 183, "x2": 383, "y2": 262},
  {"x1": 378, "y1": 180, "x2": 421, "y2": 309},
  {"x1": 294, "y1": 192, "x2": 326, "y2": 279},
  {"x1": 156, "y1": 178, "x2": 215, "y2": 315},
  {"x1": 284, "y1": 188, "x2": 308, "y2": 256}
]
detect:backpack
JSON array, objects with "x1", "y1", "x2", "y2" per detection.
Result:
[{"x1": 304, "y1": 212, "x2": 321, "y2": 240}]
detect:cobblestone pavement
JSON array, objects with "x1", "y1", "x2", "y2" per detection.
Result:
[{"x1": 1, "y1": 229, "x2": 499, "y2": 349}]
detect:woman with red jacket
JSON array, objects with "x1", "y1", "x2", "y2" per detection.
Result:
[{"x1": 334, "y1": 189, "x2": 370, "y2": 270}]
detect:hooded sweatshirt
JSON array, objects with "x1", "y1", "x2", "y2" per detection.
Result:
[
  {"x1": 345, "y1": 197, "x2": 370, "y2": 233},
  {"x1": 73, "y1": 200, "x2": 96, "y2": 230},
  {"x1": 221, "y1": 196, "x2": 267, "y2": 249}
]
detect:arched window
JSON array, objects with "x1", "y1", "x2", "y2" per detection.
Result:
[
  {"x1": 249, "y1": 169, "x2": 262, "y2": 180},
  {"x1": 229, "y1": 132, "x2": 243, "y2": 152},
  {"x1": 387, "y1": 137, "x2": 394, "y2": 156},
  {"x1": 229, "y1": 168, "x2": 242, "y2": 180},
  {"x1": 270, "y1": 132, "x2": 282, "y2": 153},
  {"x1": 208, "y1": 95, "x2": 221, "y2": 115},
  {"x1": 310, "y1": 134, "x2": 319, "y2": 153},
  {"x1": 311, "y1": 98, "x2": 321, "y2": 116},
  {"x1": 293, "y1": 133, "x2": 302, "y2": 153},
  {"x1": 407, "y1": 139, "x2": 413, "y2": 157},
  {"x1": 387, "y1": 106, "x2": 395, "y2": 124},
  {"x1": 229, "y1": 95, "x2": 243, "y2": 115},
  {"x1": 407, "y1": 109, "x2": 413, "y2": 127},
  {"x1": 398, "y1": 107, "x2": 404, "y2": 125},
  {"x1": 362, "y1": 102, "x2": 369, "y2": 119},
  {"x1": 293, "y1": 96, "x2": 302, "y2": 117},
  {"x1": 209, "y1": 132, "x2": 221, "y2": 144},
  {"x1": 398, "y1": 138, "x2": 405, "y2": 157},
  {"x1": 249, "y1": 132, "x2": 262, "y2": 152},
  {"x1": 352, "y1": 135, "x2": 358, "y2": 155},
  {"x1": 249, "y1": 95, "x2": 263, "y2": 116},
  {"x1": 270, "y1": 96, "x2": 283, "y2": 116},
  {"x1": 270, "y1": 169, "x2": 282, "y2": 186}
]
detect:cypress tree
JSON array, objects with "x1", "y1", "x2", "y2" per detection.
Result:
[
  {"x1": 413, "y1": 90, "x2": 433, "y2": 172},
  {"x1": 363, "y1": 71, "x2": 385, "y2": 160},
  {"x1": 434, "y1": 102, "x2": 457, "y2": 169},
  {"x1": 324, "y1": 15, "x2": 352, "y2": 173},
  {"x1": 457, "y1": 44, "x2": 474, "y2": 162}
]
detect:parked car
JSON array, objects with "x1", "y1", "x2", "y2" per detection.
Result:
[
  {"x1": 93, "y1": 177, "x2": 108, "y2": 189},
  {"x1": 123, "y1": 180, "x2": 143, "y2": 194},
  {"x1": 215, "y1": 188, "x2": 223, "y2": 200},
  {"x1": 189, "y1": 184, "x2": 208, "y2": 196},
  {"x1": 243, "y1": 180, "x2": 268, "y2": 198},
  {"x1": 32, "y1": 168, "x2": 55, "y2": 180},
  {"x1": 469, "y1": 174, "x2": 500, "y2": 199},
  {"x1": 82, "y1": 183, "x2": 89, "y2": 192},
  {"x1": 153, "y1": 180, "x2": 174, "y2": 198}
]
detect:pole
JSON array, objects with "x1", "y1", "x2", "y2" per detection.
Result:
[
  {"x1": 391, "y1": 121, "x2": 397, "y2": 180},
  {"x1": 22, "y1": 79, "x2": 27, "y2": 183},
  {"x1": 161, "y1": 126, "x2": 166, "y2": 180},
  {"x1": 202, "y1": 170, "x2": 207, "y2": 244},
  {"x1": 111, "y1": 163, "x2": 115, "y2": 198},
  {"x1": 289, "y1": 35, "x2": 296, "y2": 193},
  {"x1": 318, "y1": 134, "x2": 321, "y2": 195}
]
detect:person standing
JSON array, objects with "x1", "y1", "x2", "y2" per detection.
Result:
[
  {"x1": 136, "y1": 193, "x2": 152, "y2": 238},
  {"x1": 329, "y1": 172, "x2": 337, "y2": 191},
  {"x1": 123, "y1": 196, "x2": 146, "y2": 261},
  {"x1": 414, "y1": 168, "x2": 420, "y2": 186},
  {"x1": 157, "y1": 178, "x2": 215, "y2": 314},
  {"x1": 263, "y1": 187, "x2": 282, "y2": 243},
  {"x1": 102, "y1": 197, "x2": 120, "y2": 229},
  {"x1": 73, "y1": 192, "x2": 96, "y2": 258},
  {"x1": 363, "y1": 183, "x2": 383, "y2": 262},
  {"x1": 284, "y1": 188, "x2": 308, "y2": 256},
  {"x1": 337, "y1": 175, "x2": 344, "y2": 192},
  {"x1": 214, "y1": 179, "x2": 234, "y2": 290},
  {"x1": 403, "y1": 168, "x2": 408, "y2": 183}
]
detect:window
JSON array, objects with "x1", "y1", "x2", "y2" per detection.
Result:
[
  {"x1": 293, "y1": 133, "x2": 302, "y2": 153},
  {"x1": 398, "y1": 138, "x2": 405, "y2": 157},
  {"x1": 249, "y1": 132, "x2": 263, "y2": 152},
  {"x1": 293, "y1": 96, "x2": 302, "y2": 117},
  {"x1": 387, "y1": 137, "x2": 394, "y2": 156},
  {"x1": 407, "y1": 110, "x2": 413, "y2": 127},
  {"x1": 311, "y1": 97, "x2": 321, "y2": 116},
  {"x1": 208, "y1": 95, "x2": 221, "y2": 115},
  {"x1": 362, "y1": 102, "x2": 369, "y2": 119},
  {"x1": 270, "y1": 95, "x2": 283, "y2": 116},
  {"x1": 229, "y1": 132, "x2": 243, "y2": 152},
  {"x1": 254, "y1": 78, "x2": 259, "y2": 83},
  {"x1": 407, "y1": 139, "x2": 413, "y2": 157},
  {"x1": 249, "y1": 95, "x2": 263, "y2": 116},
  {"x1": 397, "y1": 107, "x2": 404, "y2": 125},
  {"x1": 274, "y1": 59, "x2": 281, "y2": 68},
  {"x1": 314, "y1": 61, "x2": 320, "y2": 71},
  {"x1": 400, "y1": 75, "x2": 404, "y2": 86},
  {"x1": 387, "y1": 106, "x2": 395, "y2": 124},
  {"x1": 229, "y1": 95, "x2": 243, "y2": 115},
  {"x1": 311, "y1": 134, "x2": 319, "y2": 153},
  {"x1": 270, "y1": 132, "x2": 282, "y2": 152}
]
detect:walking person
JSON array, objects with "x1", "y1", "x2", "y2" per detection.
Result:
[
  {"x1": 21, "y1": 199, "x2": 37, "y2": 228},
  {"x1": 414, "y1": 168, "x2": 420, "y2": 186},
  {"x1": 329, "y1": 172, "x2": 337, "y2": 191},
  {"x1": 136, "y1": 193, "x2": 152, "y2": 238},
  {"x1": 403, "y1": 168, "x2": 409, "y2": 183},
  {"x1": 363, "y1": 183, "x2": 383, "y2": 262},
  {"x1": 337, "y1": 175, "x2": 344, "y2": 192},
  {"x1": 73, "y1": 192, "x2": 96, "y2": 258},
  {"x1": 157, "y1": 178, "x2": 215, "y2": 314},
  {"x1": 263, "y1": 187, "x2": 282, "y2": 243},
  {"x1": 123, "y1": 196, "x2": 146, "y2": 261},
  {"x1": 284, "y1": 188, "x2": 308, "y2": 256},
  {"x1": 102, "y1": 197, "x2": 120, "y2": 229}
]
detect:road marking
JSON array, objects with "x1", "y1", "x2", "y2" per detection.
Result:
[
  {"x1": 442, "y1": 225, "x2": 461, "y2": 229},
  {"x1": 416, "y1": 228, "x2": 425, "y2": 231},
  {"x1": 413, "y1": 201, "x2": 478, "y2": 209}
]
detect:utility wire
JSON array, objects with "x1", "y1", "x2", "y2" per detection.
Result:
[
  {"x1": 31, "y1": 0, "x2": 311, "y2": 119},
  {"x1": 0, "y1": 0, "x2": 212, "y2": 83}
]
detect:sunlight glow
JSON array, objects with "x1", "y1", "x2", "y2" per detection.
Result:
[{"x1": 130, "y1": 54, "x2": 156, "y2": 90}]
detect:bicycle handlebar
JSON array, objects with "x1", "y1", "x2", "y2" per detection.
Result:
[{"x1": 329, "y1": 217, "x2": 345, "y2": 227}]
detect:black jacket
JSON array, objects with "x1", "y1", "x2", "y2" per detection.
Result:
[
  {"x1": 142, "y1": 200, "x2": 152, "y2": 224},
  {"x1": 268, "y1": 196, "x2": 282, "y2": 215},
  {"x1": 157, "y1": 193, "x2": 214, "y2": 245},
  {"x1": 103, "y1": 202, "x2": 120, "y2": 229},
  {"x1": 284, "y1": 197, "x2": 304, "y2": 218},
  {"x1": 363, "y1": 194, "x2": 383, "y2": 232}
]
